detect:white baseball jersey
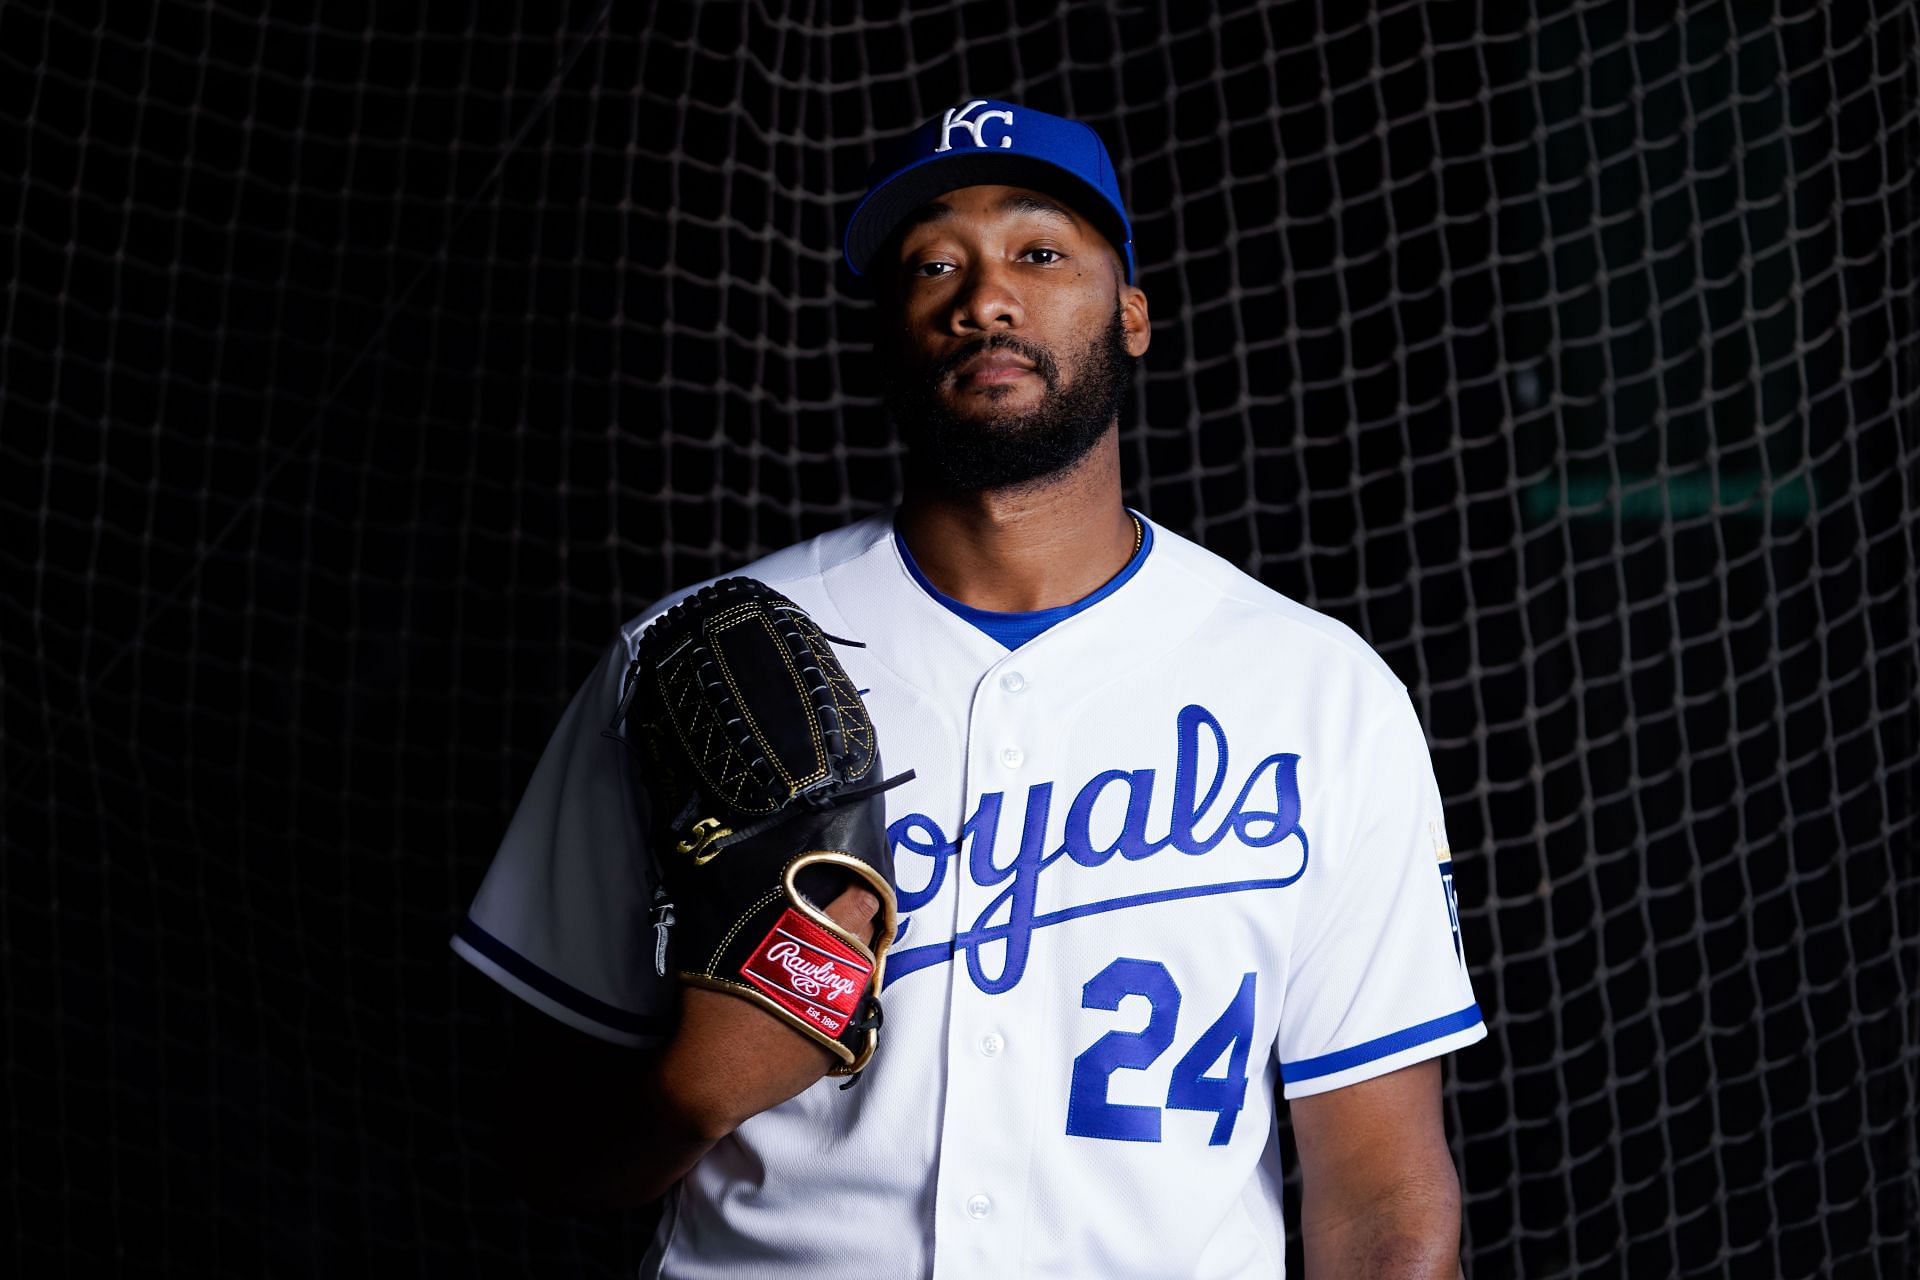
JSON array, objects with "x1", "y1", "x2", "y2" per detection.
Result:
[{"x1": 453, "y1": 510, "x2": 1485, "y2": 1278}]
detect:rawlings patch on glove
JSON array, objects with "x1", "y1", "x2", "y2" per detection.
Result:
[{"x1": 609, "y1": 576, "x2": 911, "y2": 1077}]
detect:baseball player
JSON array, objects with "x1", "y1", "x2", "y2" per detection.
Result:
[{"x1": 453, "y1": 99, "x2": 1486, "y2": 1278}]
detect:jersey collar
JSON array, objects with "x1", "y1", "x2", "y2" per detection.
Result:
[{"x1": 891, "y1": 511, "x2": 1154, "y2": 650}]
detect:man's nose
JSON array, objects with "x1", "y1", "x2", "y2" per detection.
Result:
[{"x1": 948, "y1": 259, "x2": 1024, "y2": 334}]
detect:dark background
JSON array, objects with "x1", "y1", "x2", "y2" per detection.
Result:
[{"x1": 4, "y1": 1, "x2": 1918, "y2": 1276}]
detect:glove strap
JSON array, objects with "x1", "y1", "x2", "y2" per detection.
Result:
[{"x1": 651, "y1": 890, "x2": 676, "y2": 977}]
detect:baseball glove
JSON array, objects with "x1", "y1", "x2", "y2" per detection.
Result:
[{"x1": 608, "y1": 576, "x2": 911, "y2": 1078}]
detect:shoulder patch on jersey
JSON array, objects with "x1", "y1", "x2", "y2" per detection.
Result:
[{"x1": 1431, "y1": 819, "x2": 1465, "y2": 964}]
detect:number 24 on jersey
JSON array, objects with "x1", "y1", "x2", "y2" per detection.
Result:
[{"x1": 1066, "y1": 958, "x2": 1259, "y2": 1146}]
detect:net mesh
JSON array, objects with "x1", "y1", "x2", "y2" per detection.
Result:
[{"x1": 5, "y1": 1, "x2": 1918, "y2": 1275}]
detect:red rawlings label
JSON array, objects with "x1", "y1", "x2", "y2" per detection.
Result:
[{"x1": 739, "y1": 907, "x2": 872, "y2": 1038}]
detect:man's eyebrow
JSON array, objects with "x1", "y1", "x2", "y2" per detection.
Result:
[
  {"x1": 995, "y1": 192, "x2": 1078, "y2": 226},
  {"x1": 898, "y1": 202, "x2": 956, "y2": 235}
]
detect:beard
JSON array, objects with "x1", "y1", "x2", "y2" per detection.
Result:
[{"x1": 883, "y1": 303, "x2": 1136, "y2": 495}]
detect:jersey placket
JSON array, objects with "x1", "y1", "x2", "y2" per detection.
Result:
[{"x1": 928, "y1": 650, "x2": 1052, "y2": 1278}]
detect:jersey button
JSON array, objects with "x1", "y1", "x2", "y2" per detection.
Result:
[
  {"x1": 980, "y1": 1032, "x2": 1004, "y2": 1057},
  {"x1": 1000, "y1": 671, "x2": 1026, "y2": 693},
  {"x1": 1000, "y1": 746, "x2": 1024, "y2": 769},
  {"x1": 965, "y1": 1193, "x2": 993, "y2": 1220}
]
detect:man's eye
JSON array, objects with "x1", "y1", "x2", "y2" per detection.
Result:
[
  {"x1": 911, "y1": 261, "x2": 955, "y2": 278},
  {"x1": 1021, "y1": 248, "x2": 1063, "y2": 264}
]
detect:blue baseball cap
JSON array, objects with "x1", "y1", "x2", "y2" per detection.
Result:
[{"x1": 843, "y1": 99, "x2": 1135, "y2": 283}]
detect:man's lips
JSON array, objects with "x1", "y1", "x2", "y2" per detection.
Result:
[{"x1": 952, "y1": 350, "x2": 1037, "y2": 386}]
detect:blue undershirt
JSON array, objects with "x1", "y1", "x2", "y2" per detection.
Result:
[{"x1": 894, "y1": 512, "x2": 1155, "y2": 649}]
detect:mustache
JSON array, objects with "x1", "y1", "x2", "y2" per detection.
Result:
[{"x1": 929, "y1": 334, "x2": 1061, "y2": 387}]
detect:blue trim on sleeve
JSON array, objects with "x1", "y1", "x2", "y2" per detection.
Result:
[
  {"x1": 894, "y1": 512, "x2": 1153, "y2": 649},
  {"x1": 1280, "y1": 1003, "x2": 1484, "y2": 1085},
  {"x1": 455, "y1": 916, "x2": 673, "y2": 1038}
]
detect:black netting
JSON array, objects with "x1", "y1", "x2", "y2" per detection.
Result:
[{"x1": 5, "y1": 1, "x2": 1917, "y2": 1276}]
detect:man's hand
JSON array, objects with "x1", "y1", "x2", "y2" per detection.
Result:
[
  {"x1": 1290, "y1": 1059, "x2": 1462, "y2": 1279},
  {"x1": 503, "y1": 883, "x2": 883, "y2": 1211},
  {"x1": 655, "y1": 881, "x2": 886, "y2": 1138}
]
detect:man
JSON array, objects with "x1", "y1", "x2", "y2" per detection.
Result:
[{"x1": 453, "y1": 99, "x2": 1485, "y2": 1277}]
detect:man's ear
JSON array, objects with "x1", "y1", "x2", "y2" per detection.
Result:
[{"x1": 1120, "y1": 281, "x2": 1151, "y2": 359}]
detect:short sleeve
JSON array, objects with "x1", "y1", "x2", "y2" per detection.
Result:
[
  {"x1": 449, "y1": 636, "x2": 676, "y2": 1046},
  {"x1": 1276, "y1": 689, "x2": 1486, "y2": 1098}
]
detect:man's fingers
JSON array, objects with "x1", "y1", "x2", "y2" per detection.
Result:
[{"x1": 823, "y1": 882, "x2": 884, "y2": 941}]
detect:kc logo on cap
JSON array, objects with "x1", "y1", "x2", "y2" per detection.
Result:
[{"x1": 936, "y1": 100, "x2": 1015, "y2": 152}]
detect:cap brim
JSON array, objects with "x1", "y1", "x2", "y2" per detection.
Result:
[{"x1": 844, "y1": 151, "x2": 1133, "y2": 281}]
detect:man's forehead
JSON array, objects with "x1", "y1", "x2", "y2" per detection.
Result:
[{"x1": 902, "y1": 185, "x2": 1086, "y2": 234}]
